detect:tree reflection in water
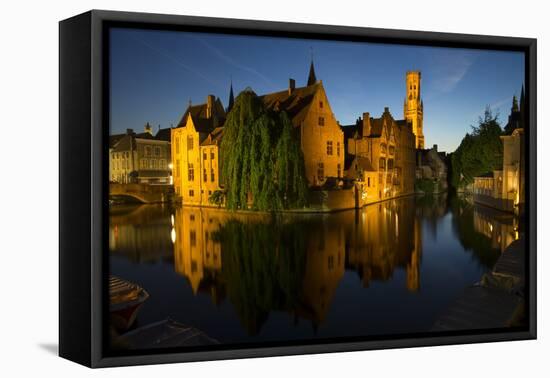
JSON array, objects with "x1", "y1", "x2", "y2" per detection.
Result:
[{"x1": 109, "y1": 194, "x2": 520, "y2": 339}]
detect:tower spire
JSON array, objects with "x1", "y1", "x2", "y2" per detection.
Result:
[
  {"x1": 404, "y1": 71, "x2": 424, "y2": 149},
  {"x1": 227, "y1": 78, "x2": 235, "y2": 113},
  {"x1": 307, "y1": 48, "x2": 317, "y2": 86},
  {"x1": 520, "y1": 84, "x2": 525, "y2": 113}
]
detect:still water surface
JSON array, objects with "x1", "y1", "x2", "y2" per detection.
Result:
[{"x1": 109, "y1": 195, "x2": 518, "y2": 346}]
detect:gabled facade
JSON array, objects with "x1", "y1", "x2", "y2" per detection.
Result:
[
  {"x1": 345, "y1": 107, "x2": 416, "y2": 203},
  {"x1": 109, "y1": 123, "x2": 171, "y2": 184},
  {"x1": 171, "y1": 95, "x2": 226, "y2": 205},
  {"x1": 261, "y1": 63, "x2": 344, "y2": 187}
]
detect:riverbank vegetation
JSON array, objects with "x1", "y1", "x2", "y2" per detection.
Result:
[{"x1": 450, "y1": 107, "x2": 503, "y2": 190}]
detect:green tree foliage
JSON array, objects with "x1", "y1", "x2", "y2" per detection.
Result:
[
  {"x1": 450, "y1": 107, "x2": 503, "y2": 189},
  {"x1": 208, "y1": 190, "x2": 225, "y2": 208},
  {"x1": 415, "y1": 178, "x2": 437, "y2": 194},
  {"x1": 274, "y1": 113, "x2": 309, "y2": 208},
  {"x1": 221, "y1": 90, "x2": 308, "y2": 211}
]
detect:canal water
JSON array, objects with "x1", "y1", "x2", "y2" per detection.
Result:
[{"x1": 109, "y1": 194, "x2": 518, "y2": 348}]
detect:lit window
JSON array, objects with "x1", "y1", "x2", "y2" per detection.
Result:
[
  {"x1": 189, "y1": 189, "x2": 194, "y2": 197},
  {"x1": 188, "y1": 163, "x2": 194, "y2": 181},
  {"x1": 326, "y1": 141, "x2": 333, "y2": 155}
]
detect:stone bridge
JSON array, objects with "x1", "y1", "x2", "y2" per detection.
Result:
[{"x1": 110, "y1": 183, "x2": 173, "y2": 204}]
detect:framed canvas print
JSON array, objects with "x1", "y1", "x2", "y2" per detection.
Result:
[{"x1": 59, "y1": 10, "x2": 537, "y2": 368}]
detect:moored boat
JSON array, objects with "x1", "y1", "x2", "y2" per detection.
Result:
[
  {"x1": 113, "y1": 318, "x2": 219, "y2": 350},
  {"x1": 109, "y1": 276, "x2": 149, "y2": 332}
]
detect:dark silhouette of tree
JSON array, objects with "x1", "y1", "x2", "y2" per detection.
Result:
[{"x1": 450, "y1": 107, "x2": 503, "y2": 189}]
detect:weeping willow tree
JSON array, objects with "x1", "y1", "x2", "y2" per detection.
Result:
[
  {"x1": 275, "y1": 112, "x2": 309, "y2": 208},
  {"x1": 221, "y1": 90, "x2": 308, "y2": 211}
]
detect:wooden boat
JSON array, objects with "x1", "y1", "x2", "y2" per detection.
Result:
[
  {"x1": 113, "y1": 318, "x2": 219, "y2": 350},
  {"x1": 109, "y1": 276, "x2": 149, "y2": 332}
]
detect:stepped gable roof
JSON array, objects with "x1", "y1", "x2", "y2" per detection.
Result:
[
  {"x1": 369, "y1": 117, "x2": 385, "y2": 137},
  {"x1": 260, "y1": 82, "x2": 320, "y2": 127},
  {"x1": 177, "y1": 98, "x2": 226, "y2": 133}
]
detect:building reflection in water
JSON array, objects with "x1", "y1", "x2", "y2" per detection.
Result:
[
  {"x1": 345, "y1": 201, "x2": 422, "y2": 292},
  {"x1": 109, "y1": 205, "x2": 173, "y2": 263},
  {"x1": 168, "y1": 198, "x2": 423, "y2": 332},
  {"x1": 472, "y1": 207, "x2": 518, "y2": 253},
  {"x1": 109, "y1": 194, "x2": 518, "y2": 336}
]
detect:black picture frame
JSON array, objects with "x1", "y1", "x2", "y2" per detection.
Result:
[{"x1": 59, "y1": 9, "x2": 537, "y2": 368}]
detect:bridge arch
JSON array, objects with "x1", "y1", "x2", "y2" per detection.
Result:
[{"x1": 109, "y1": 183, "x2": 172, "y2": 204}]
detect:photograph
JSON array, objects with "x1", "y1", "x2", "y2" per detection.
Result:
[{"x1": 106, "y1": 26, "x2": 528, "y2": 354}]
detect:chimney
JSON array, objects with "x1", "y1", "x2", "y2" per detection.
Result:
[
  {"x1": 362, "y1": 112, "x2": 371, "y2": 137},
  {"x1": 433, "y1": 144, "x2": 438, "y2": 152},
  {"x1": 126, "y1": 128, "x2": 134, "y2": 135},
  {"x1": 206, "y1": 95, "x2": 215, "y2": 119},
  {"x1": 144, "y1": 122, "x2": 153, "y2": 135},
  {"x1": 288, "y1": 78, "x2": 296, "y2": 95},
  {"x1": 384, "y1": 107, "x2": 390, "y2": 114}
]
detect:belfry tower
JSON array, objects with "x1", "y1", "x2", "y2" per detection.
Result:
[{"x1": 404, "y1": 71, "x2": 424, "y2": 149}]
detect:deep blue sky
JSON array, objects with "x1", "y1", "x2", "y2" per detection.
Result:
[{"x1": 110, "y1": 28, "x2": 524, "y2": 152}]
